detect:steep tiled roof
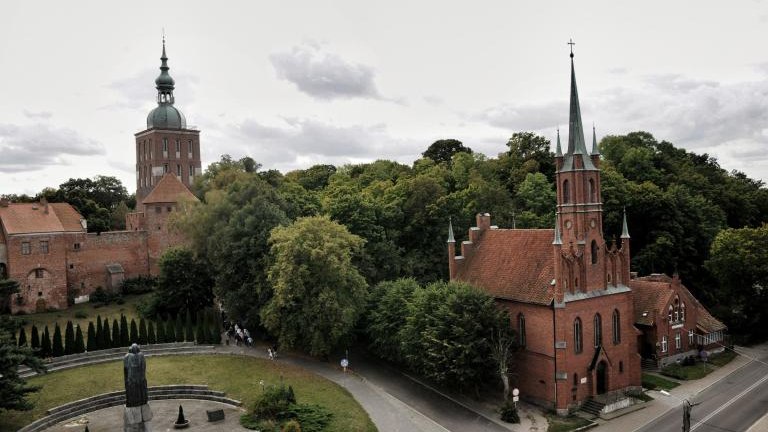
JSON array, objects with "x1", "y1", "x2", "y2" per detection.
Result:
[
  {"x1": 142, "y1": 174, "x2": 197, "y2": 204},
  {"x1": 0, "y1": 202, "x2": 85, "y2": 235},
  {"x1": 697, "y1": 307, "x2": 727, "y2": 332},
  {"x1": 456, "y1": 229, "x2": 555, "y2": 305}
]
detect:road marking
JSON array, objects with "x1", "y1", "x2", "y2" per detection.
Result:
[{"x1": 691, "y1": 372, "x2": 768, "y2": 431}]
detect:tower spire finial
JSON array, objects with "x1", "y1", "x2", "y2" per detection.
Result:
[
  {"x1": 552, "y1": 214, "x2": 562, "y2": 245},
  {"x1": 592, "y1": 123, "x2": 600, "y2": 155},
  {"x1": 568, "y1": 38, "x2": 575, "y2": 58},
  {"x1": 556, "y1": 128, "x2": 562, "y2": 157},
  {"x1": 447, "y1": 217, "x2": 455, "y2": 243},
  {"x1": 621, "y1": 207, "x2": 630, "y2": 239}
]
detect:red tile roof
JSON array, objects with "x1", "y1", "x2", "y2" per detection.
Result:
[
  {"x1": 456, "y1": 229, "x2": 555, "y2": 305},
  {"x1": 142, "y1": 174, "x2": 197, "y2": 204},
  {"x1": 0, "y1": 202, "x2": 85, "y2": 235}
]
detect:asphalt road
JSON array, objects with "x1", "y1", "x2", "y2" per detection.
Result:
[{"x1": 637, "y1": 355, "x2": 768, "y2": 432}]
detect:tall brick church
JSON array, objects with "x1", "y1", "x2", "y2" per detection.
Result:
[
  {"x1": 448, "y1": 50, "x2": 726, "y2": 413},
  {"x1": 1, "y1": 41, "x2": 198, "y2": 313}
]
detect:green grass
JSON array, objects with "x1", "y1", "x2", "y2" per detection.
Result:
[
  {"x1": 642, "y1": 372, "x2": 680, "y2": 390},
  {"x1": 0, "y1": 354, "x2": 376, "y2": 432},
  {"x1": 14, "y1": 293, "x2": 150, "y2": 339},
  {"x1": 661, "y1": 362, "x2": 710, "y2": 380},
  {"x1": 546, "y1": 413, "x2": 592, "y2": 432},
  {"x1": 709, "y1": 350, "x2": 738, "y2": 367}
]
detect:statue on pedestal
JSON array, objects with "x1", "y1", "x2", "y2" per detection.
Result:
[{"x1": 123, "y1": 344, "x2": 152, "y2": 432}]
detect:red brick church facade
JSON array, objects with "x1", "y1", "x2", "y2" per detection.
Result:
[
  {"x1": 1, "y1": 41, "x2": 198, "y2": 314},
  {"x1": 448, "y1": 52, "x2": 725, "y2": 413}
]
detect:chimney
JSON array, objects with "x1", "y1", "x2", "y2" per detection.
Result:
[
  {"x1": 41, "y1": 197, "x2": 49, "y2": 214},
  {"x1": 476, "y1": 213, "x2": 491, "y2": 231}
]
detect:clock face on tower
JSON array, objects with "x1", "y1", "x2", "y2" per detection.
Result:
[
  {"x1": 565, "y1": 220, "x2": 573, "y2": 229},
  {"x1": 590, "y1": 219, "x2": 596, "y2": 228}
]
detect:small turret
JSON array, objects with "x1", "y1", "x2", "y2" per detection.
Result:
[{"x1": 447, "y1": 218, "x2": 457, "y2": 280}]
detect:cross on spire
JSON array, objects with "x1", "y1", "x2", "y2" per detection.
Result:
[{"x1": 568, "y1": 38, "x2": 575, "y2": 58}]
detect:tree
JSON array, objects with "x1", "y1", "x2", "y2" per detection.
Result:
[
  {"x1": 706, "y1": 225, "x2": 768, "y2": 341},
  {"x1": 95, "y1": 315, "x2": 103, "y2": 350},
  {"x1": 166, "y1": 318, "x2": 176, "y2": 343},
  {"x1": 120, "y1": 315, "x2": 129, "y2": 347},
  {"x1": 52, "y1": 324, "x2": 64, "y2": 357},
  {"x1": 64, "y1": 321, "x2": 75, "y2": 355},
  {"x1": 156, "y1": 319, "x2": 166, "y2": 343},
  {"x1": 422, "y1": 139, "x2": 473, "y2": 165},
  {"x1": 366, "y1": 278, "x2": 420, "y2": 363},
  {"x1": 490, "y1": 325, "x2": 517, "y2": 401},
  {"x1": 262, "y1": 216, "x2": 368, "y2": 357},
  {"x1": 111, "y1": 319, "x2": 120, "y2": 348},
  {"x1": 153, "y1": 248, "x2": 214, "y2": 318},
  {"x1": 175, "y1": 314, "x2": 185, "y2": 342},
  {"x1": 505, "y1": 132, "x2": 556, "y2": 187},
  {"x1": 40, "y1": 326, "x2": 51, "y2": 358},
  {"x1": 0, "y1": 279, "x2": 20, "y2": 313},
  {"x1": 17, "y1": 327, "x2": 27, "y2": 347},
  {"x1": 30, "y1": 325, "x2": 40, "y2": 353},
  {"x1": 86, "y1": 322, "x2": 97, "y2": 352},
  {"x1": 184, "y1": 311, "x2": 194, "y2": 343},
  {"x1": 139, "y1": 318, "x2": 148, "y2": 345},
  {"x1": 0, "y1": 316, "x2": 45, "y2": 412},
  {"x1": 39, "y1": 176, "x2": 130, "y2": 232},
  {"x1": 101, "y1": 320, "x2": 111, "y2": 349},
  {"x1": 514, "y1": 172, "x2": 556, "y2": 228},
  {"x1": 74, "y1": 326, "x2": 85, "y2": 353},
  {"x1": 130, "y1": 319, "x2": 139, "y2": 344},
  {"x1": 147, "y1": 321, "x2": 157, "y2": 345}
]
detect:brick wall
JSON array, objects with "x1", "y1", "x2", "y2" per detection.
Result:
[
  {"x1": 68, "y1": 231, "x2": 148, "y2": 296},
  {"x1": 7, "y1": 233, "x2": 69, "y2": 313}
]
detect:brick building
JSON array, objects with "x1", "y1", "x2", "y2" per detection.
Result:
[
  {"x1": 448, "y1": 51, "x2": 725, "y2": 413},
  {"x1": 1, "y1": 41, "x2": 199, "y2": 314}
]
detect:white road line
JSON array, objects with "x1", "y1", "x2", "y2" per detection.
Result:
[{"x1": 691, "y1": 372, "x2": 768, "y2": 431}]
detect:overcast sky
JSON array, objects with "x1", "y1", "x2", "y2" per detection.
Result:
[{"x1": 2, "y1": 1, "x2": 768, "y2": 195}]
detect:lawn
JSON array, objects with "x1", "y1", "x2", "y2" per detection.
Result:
[
  {"x1": 642, "y1": 372, "x2": 680, "y2": 390},
  {"x1": 661, "y1": 350, "x2": 738, "y2": 381},
  {"x1": 709, "y1": 350, "x2": 738, "y2": 367},
  {"x1": 546, "y1": 413, "x2": 593, "y2": 432},
  {"x1": 0, "y1": 354, "x2": 377, "y2": 432},
  {"x1": 14, "y1": 293, "x2": 150, "y2": 340}
]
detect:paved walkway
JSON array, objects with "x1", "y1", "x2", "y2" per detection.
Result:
[
  {"x1": 219, "y1": 341, "x2": 548, "y2": 431},
  {"x1": 591, "y1": 345, "x2": 766, "y2": 432},
  {"x1": 42, "y1": 399, "x2": 246, "y2": 432}
]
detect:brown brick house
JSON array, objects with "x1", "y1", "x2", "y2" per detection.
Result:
[{"x1": 1, "y1": 40, "x2": 198, "y2": 314}]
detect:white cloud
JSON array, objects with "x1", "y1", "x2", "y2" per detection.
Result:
[
  {"x1": 269, "y1": 43, "x2": 382, "y2": 101},
  {"x1": 0, "y1": 122, "x2": 104, "y2": 172}
]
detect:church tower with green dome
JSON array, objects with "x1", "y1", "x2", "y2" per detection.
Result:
[{"x1": 134, "y1": 39, "x2": 201, "y2": 207}]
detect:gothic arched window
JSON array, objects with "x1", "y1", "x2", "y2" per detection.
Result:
[
  {"x1": 594, "y1": 313, "x2": 602, "y2": 348},
  {"x1": 591, "y1": 240, "x2": 598, "y2": 264},
  {"x1": 589, "y1": 178, "x2": 596, "y2": 202},
  {"x1": 574, "y1": 318, "x2": 583, "y2": 354},
  {"x1": 563, "y1": 180, "x2": 570, "y2": 203},
  {"x1": 612, "y1": 309, "x2": 621, "y2": 344},
  {"x1": 518, "y1": 313, "x2": 526, "y2": 348}
]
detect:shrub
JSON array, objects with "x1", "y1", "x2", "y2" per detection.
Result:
[
  {"x1": 74, "y1": 311, "x2": 88, "y2": 319},
  {"x1": 281, "y1": 404, "x2": 332, "y2": 432},
  {"x1": 282, "y1": 419, "x2": 302, "y2": 432},
  {"x1": 121, "y1": 275, "x2": 157, "y2": 295},
  {"x1": 499, "y1": 400, "x2": 520, "y2": 423},
  {"x1": 252, "y1": 385, "x2": 292, "y2": 419}
]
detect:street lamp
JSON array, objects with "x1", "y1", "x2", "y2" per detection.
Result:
[{"x1": 512, "y1": 388, "x2": 520, "y2": 408}]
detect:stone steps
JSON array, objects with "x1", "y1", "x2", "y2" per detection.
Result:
[
  {"x1": 641, "y1": 358, "x2": 659, "y2": 371},
  {"x1": 19, "y1": 344, "x2": 217, "y2": 378},
  {"x1": 579, "y1": 398, "x2": 605, "y2": 418},
  {"x1": 18, "y1": 385, "x2": 241, "y2": 432}
]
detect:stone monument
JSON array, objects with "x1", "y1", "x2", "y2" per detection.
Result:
[{"x1": 124, "y1": 343, "x2": 153, "y2": 431}]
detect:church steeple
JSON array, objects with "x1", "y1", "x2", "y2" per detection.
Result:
[
  {"x1": 561, "y1": 42, "x2": 596, "y2": 172},
  {"x1": 155, "y1": 37, "x2": 176, "y2": 105}
]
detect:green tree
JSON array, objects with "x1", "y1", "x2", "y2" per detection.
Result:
[
  {"x1": 130, "y1": 319, "x2": 139, "y2": 344},
  {"x1": 40, "y1": 326, "x2": 51, "y2": 358},
  {"x1": 400, "y1": 281, "x2": 507, "y2": 395},
  {"x1": 422, "y1": 139, "x2": 473, "y2": 165},
  {"x1": 17, "y1": 327, "x2": 27, "y2": 347},
  {"x1": 74, "y1": 326, "x2": 85, "y2": 353},
  {"x1": 156, "y1": 319, "x2": 166, "y2": 343},
  {"x1": 0, "y1": 279, "x2": 20, "y2": 313},
  {"x1": 366, "y1": 278, "x2": 420, "y2": 362},
  {"x1": 52, "y1": 324, "x2": 64, "y2": 357},
  {"x1": 0, "y1": 316, "x2": 45, "y2": 412},
  {"x1": 101, "y1": 320, "x2": 111, "y2": 350},
  {"x1": 514, "y1": 172, "x2": 556, "y2": 228},
  {"x1": 138, "y1": 318, "x2": 148, "y2": 345},
  {"x1": 86, "y1": 322, "x2": 97, "y2": 352},
  {"x1": 64, "y1": 321, "x2": 75, "y2": 355},
  {"x1": 262, "y1": 216, "x2": 368, "y2": 357},
  {"x1": 30, "y1": 325, "x2": 40, "y2": 353},
  {"x1": 184, "y1": 311, "x2": 194, "y2": 342},
  {"x1": 95, "y1": 316, "x2": 103, "y2": 350},
  {"x1": 147, "y1": 321, "x2": 157, "y2": 345},
  {"x1": 505, "y1": 132, "x2": 556, "y2": 188},
  {"x1": 153, "y1": 247, "x2": 214, "y2": 318},
  {"x1": 166, "y1": 318, "x2": 176, "y2": 343},
  {"x1": 705, "y1": 225, "x2": 768, "y2": 341},
  {"x1": 111, "y1": 319, "x2": 120, "y2": 348},
  {"x1": 120, "y1": 315, "x2": 129, "y2": 346}
]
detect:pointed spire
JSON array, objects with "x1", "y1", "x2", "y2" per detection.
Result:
[
  {"x1": 621, "y1": 208, "x2": 630, "y2": 239},
  {"x1": 447, "y1": 217, "x2": 455, "y2": 243},
  {"x1": 155, "y1": 36, "x2": 175, "y2": 103},
  {"x1": 560, "y1": 40, "x2": 596, "y2": 171},
  {"x1": 591, "y1": 124, "x2": 600, "y2": 155},
  {"x1": 555, "y1": 128, "x2": 562, "y2": 157},
  {"x1": 552, "y1": 214, "x2": 562, "y2": 245}
]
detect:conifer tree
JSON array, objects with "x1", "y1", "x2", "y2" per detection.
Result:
[
  {"x1": 74, "y1": 325, "x2": 85, "y2": 353},
  {"x1": 17, "y1": 327, "x2": 27, "y2": 347},
  {"x1": 95, "y1": 315, "x2": 103, "y2": 350},
  {"x1": 112, "y1": 319, "x2": 120, "y2": 347},
  {"x1": 31, "y1": 325, "x2": 40, "y2": 352},
  {"x1": 139, "y1": 318, "x2": 148, "y2": 345},
  {"x1": 41, "y1": 326, "x2": 52, "y2": 358},
  {"x1": 156, "y1": 319, "x2": 166, "y2": 343},
  {"x1": 52, "y1": 323, "x2": 64, "y2": 357},
  {"x1": 87, "y1": 321, "x2": 97, "y2": 352},
  {"x1": 101, "y1": 320, "x2": 111, "y2": 349},
  {"x1": 166, "y1": 317, "x2": 176, "y2": 342},
  {"x1": 185, "y1": 310, "x2": 194, "y2": 342},
  {"x1": 147, "y1": 321, "x2": 156, "y2": 344},
  {"x1": 195, "y1": 321, "x2": 205, "y2": 344},
  {"x1": 120, "y1": 315, "x2": 129, "y2": 346},
  {"x1": 64, "y1": 321, "x2": 75, "y2": 355},
  {"x1": 208, "y1": 311, "x2": 220, "y2": 344},
  {"x1": 130, "y1": 319, "x2": 139, "y2": 344},
  {"x1": 175, "y1": 314, "x2": 184, "y2": 342}
]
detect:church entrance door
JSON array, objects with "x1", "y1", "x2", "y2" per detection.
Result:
[{"x1": 596, "y1": 361, "x2": 607, "y2": 395}]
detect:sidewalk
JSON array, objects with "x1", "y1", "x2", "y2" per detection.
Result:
[{"x1": 590, "y1": 348, "x2": 754, "y2": 432}]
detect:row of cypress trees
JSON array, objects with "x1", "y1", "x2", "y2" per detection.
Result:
[{"x1": 15, "y1": 309, "x2": 222, "y2": 358}]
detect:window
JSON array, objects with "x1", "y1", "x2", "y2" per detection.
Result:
[
  {"x1": 689, "y1": 330, "x2": 695, "y2": 346},
  {"x1": 574, "y1": 318, "x2": 583, "y2": 354},
  {"x1": 21, "y1": 242, "x2": 31, "y2": 255},
  {"x1": 589, "y1": 178, "x2": 596, "y2": 202},
  {"x1": 612, "y1": 309, "x2": 621, "y2": 344},
  {"x1": 69, "y1": 264, "x2": 74, "y2": 269},
  {"x1": 175, "y1": 140, "x2": 180, "y2": 152},
  {"x1": 563, "y1": 180, "x2": 570, "y2": 203},
  {"x1": 155, "y1": 206, "x2": 161, "y2": 214},
  {"x1": 573, "y1": 372, "x2": 579, "y2": 386},
  {"x1": 675, "y1": 332, "x2": 681, "y2": 350},
  {"x1": 619, "y1": 361, "x2": 624, "y2": 373},
  {"x1": 518, "y1": 314, "x2": 526, "y2": 348},
  {"x1": 188, "y1": 140, "x2": 193, "y2": 157},
  {"x1": 166, "y1": 206, "x2": 172, "y2": 212},
  {"x1": 163, "y1": 163, "x2": 169, "y2": 173},
  {"x1": 591, "y1": 240, "x2": 598, "y2": 264},
  {"x1": 34, "y1": 268, "x2": 44, "y2": 279},
  {"x1": 189, "y1": 165, "x2": 195, "y2": 177},
  {"x1": 176, "y1": 164, "x2": 181, "y2": 176},
  {"x1": 73, "y1": 242, "x2": 81, "y2": 250},
  {"x1": 681, "y1": 304, "x2": 686, "y2": 322},
  {"x1": 162, "y1": 138, "x2": 168, "y2": 152},
  {"x1": 40, "y1": 241, "x2": 49, "y2": 254},
  {"x1": 668, "y1": 306, "x2": 673, "y2": 324},
  {"x1": 594, "y1": 314, "x2": 602, "y2": 348},
  {"x1": 661, "y1": 335, "x2": 668, "y2": 353}
]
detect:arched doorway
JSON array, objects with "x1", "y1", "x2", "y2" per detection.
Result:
[
  {"x1": 0, "y1": 263, "x2": 7, "y2": 279},
  {"x1": 596, "y1": 361, "x2": 608, "y2": 395}
]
